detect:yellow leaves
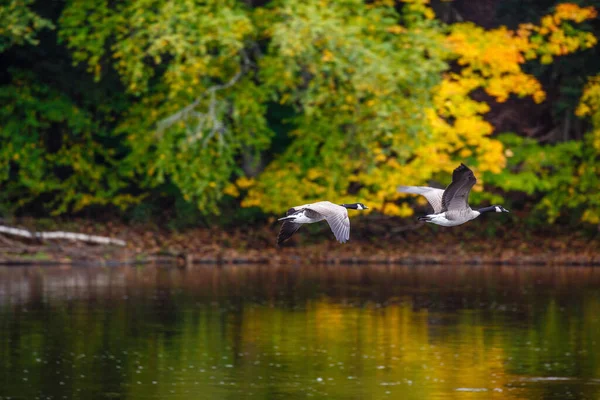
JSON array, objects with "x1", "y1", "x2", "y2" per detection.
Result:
[
  {"x1": 447, "y1": 24, "x2": 533, "y2": 83},
  {"x1": 74, "y1": 194, "x2": 93, "y2": 211},
  {"x1": 236, "y1": 176, "x2": 255, "y2": 189},
  {"x1": 523, "y1": 4, "x2": 597, "y2": 65},
  {"x1": 447, "y1": 4, "x2": 596, "y2": 109},
  {"x1": 386, "y1": 26, "x2": 405, "y2": 35},
  {"x1": 321, "y1": 49, "x2": 334, "y2": 62},
  {"x1": 422, "y1": 7, "x2": 435, "y2": 20},
  {"x1": 374, "y1": 152, "x2": 387, "y2": 163},
  {"x1": 592, "y1": 130, "x2": 600, "y2": 152},
  {"x1": 370, "y1": 0, "x2": 395, "y2": 6},
  {"x1": 540, "y1": 15, "x2": 557, "y2": 32},
  {"x1": 447, "y1": 25, "x2": 527, "y2": 72},
  {"x1": 93, "y1": 63, "x2": 102, "y2": 79},
  {"x1": 582, "y1": 209, "x2": 600, "y2": 225},
  {"x1": 576, "y1": 103, "x2": 592, "y2": 117},
  {"x1": 279, "y1": 93, "x2": 291, "y2": 105},
  {"x1": 382, "y1": 202, "x2": 413, "y2": 217},
  {"x1": 417, "y1": 3, "x2": 596, "y2": 201},
  {"x1": 532, "y1": 89, "x2": 546, "y2": 104},
  {"x1": 517, "y1": 23, "x2": 535, "y2": 39},
  {"x1": 454, "y1": 116, "x2": 493, "y2": 138},
  {"x1": 472, "y1": 180, "x2": 484, "y2": 193},
  {"x1": 223, "y1": 183, "x2": 240, "y2": 197},
  {"x1": 577, "y1": 76, "x2": 600, "y2": 152},
  {"x1": 306, "y1": 168, "x2": 322, "y2": 180},
  {"x1": 476, "y1": 139, "x2": 506, "y2": 174},
  {"x1": 576, "y1": 75, "x2": 600, "y2": 117},
  {"x1": 585, "y1": 35, "x2": 597, "y2": 48},
  {"x1": 400, "y1": 0, "x2": 435, "y2": 20},
  {"x1": 554, "y1": 3, "x2": 597, "y2": 24},
  {"x1": 232, "y1": 1, "x2": 598, "y2": 220},
  {"x1": 459, "y1": 149, "x2": 472, "y2": 159},
  {"x1": 485, "y1": 73, "x2": 545, "y2": 103}
]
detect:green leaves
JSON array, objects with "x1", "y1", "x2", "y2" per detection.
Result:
[
  {"x1": 0, "y1": 0, "x2": 54, "y2": 52},
  {"x1": 484, "y1": 132, "x2": 599, "y2": 224},
  {"x1": 57, "y1": 0, "x2": 446, "y2": 215},
  {"x1": 58, "y1": 0, "x2": 267, "y2": 214},
  {"x1": 1, "y1": 0, "x2": 599, "y2": 226},
  {"x1": 243, "y1": 0, "x2": 447, "y2": 212},
  {"x1": 0, "y1": 71, "x2": 137, "y2": 214}
]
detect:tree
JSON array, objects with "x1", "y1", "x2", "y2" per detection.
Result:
[
  {"x1": 0, "y1": 0, "x2": 53, "y2": 52},
  {"x1": 0, "y1": 0, "x2": 598, "y2": 227}
]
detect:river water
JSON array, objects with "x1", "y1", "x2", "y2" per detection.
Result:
[{"x1": 0, "y1": 264, "x2": 599, "y2": 399}]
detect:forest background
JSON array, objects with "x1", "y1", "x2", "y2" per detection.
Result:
[{"x1": 1, "y1": 0, "x2": 600, "y2": 263}]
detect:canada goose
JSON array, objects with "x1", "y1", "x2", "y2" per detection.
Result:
[
  {"x1": 277, "y1": 201, "x2": 368, "y2": 245},
  {"x1": 398, "y1": 163, "x2": 509, "y2": 227}
]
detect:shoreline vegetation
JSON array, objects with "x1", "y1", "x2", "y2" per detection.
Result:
[{"x1": 1, "y1": 218, "x2": 598, "y2": 267}]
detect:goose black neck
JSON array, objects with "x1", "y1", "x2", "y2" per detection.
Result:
[
  {"x1": 478, "y1": 206, "x2": 496, "y2": 214},
  {"x1": 341, "y1": 203, "x2": 358, "y2": 209}
]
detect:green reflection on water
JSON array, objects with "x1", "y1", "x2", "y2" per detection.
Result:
[{"x1": 0, "y1": 265, "x2": 599, "y2": 399}]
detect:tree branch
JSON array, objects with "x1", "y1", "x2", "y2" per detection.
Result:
[
  {"x1": 156, "y1": 49, "x2": 250, "y2": 143},
  {"x1": 0, "y1": 225, "x2": 126, "y2": 246}
]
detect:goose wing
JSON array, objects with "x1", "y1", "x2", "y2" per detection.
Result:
[
  {"x1": 276, "y1": 204, "x2": 311, "y2": 245},
  {"x1": 398, "y1": 186, "x2": 445, "y2": 214},
  {"x1": 441, "y1": 164, "x2": 477, "y2": 212},
  {"x1": 277, "y1": 221, "x2": 302, "y2": 245},
  {"x1": 305, "y1": 202, "x2": 351, "y2": 243}
]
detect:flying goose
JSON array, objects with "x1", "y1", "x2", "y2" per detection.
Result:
[
  {"x1": 277, "y1": 201, "x2": 368, "y2": 245},
  {"x1": 398, "y1": 163, "x2": 509, "y2": 227}
]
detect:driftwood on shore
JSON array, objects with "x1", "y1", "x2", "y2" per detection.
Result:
[{"x1": 0, "y1": 225, "x2": 126, "y2": 246}]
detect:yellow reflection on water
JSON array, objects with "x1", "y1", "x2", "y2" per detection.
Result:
[{"x1": 1, "y1": 264, "x2": 600, "y2": 399}]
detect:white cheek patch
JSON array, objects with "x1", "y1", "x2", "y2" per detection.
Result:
[
  {"x1": 357, "y1": 204, "x2": 364, "y2": 210},
  {"x1": 495, "y1": 206, "x2": 501, "y2": 213}
]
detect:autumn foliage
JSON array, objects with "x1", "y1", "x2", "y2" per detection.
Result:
[{"x1": 0, "y1": 0, "x2": 598, "y2": 226}]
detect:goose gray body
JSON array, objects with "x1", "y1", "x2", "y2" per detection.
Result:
[
  {"x1": 277, "y1": 201, "x2": 367, "y2": 245},
  {"x1": 398, "y1": 164, "x2": 509, "y2": 227}
]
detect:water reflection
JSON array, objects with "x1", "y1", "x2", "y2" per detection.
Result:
[{"x1": 0, "y1": 264, "x2": 599, "y2": 399}]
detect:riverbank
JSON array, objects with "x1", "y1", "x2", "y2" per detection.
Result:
[{"x1": 0, "y1": 217, "x2": 598, "y2": 266}]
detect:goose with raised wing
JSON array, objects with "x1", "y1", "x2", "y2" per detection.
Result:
[
  {"x1": 277, "y1": 201, "x2": 368, "y2": 245},
  {"x1": 398, "y1": 163, "x2": 509, "y2": 227}
]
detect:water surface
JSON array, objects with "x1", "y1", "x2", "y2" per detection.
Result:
[{"x1": 1, "y1": 264, "x2": 599, "y2": 399}]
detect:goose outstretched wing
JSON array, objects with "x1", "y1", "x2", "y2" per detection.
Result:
[
  {"x1": 398, "y1": 186, "x2": 445, "y2": 213},
  {"x1": 277, "y1": 221, "x2": 302, "y2": 245},
  {"x1": 305, "y1": 202, "x2": 351, "y2": 243},
  {"x1": 441, "y1": 164, "x2": 477, "y2": 212}
]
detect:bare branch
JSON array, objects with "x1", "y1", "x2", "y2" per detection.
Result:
[
  {"x1": 156, "y1": 49, "x2": 250, "y2": 140},
  {"x1": 0, "y1": 225, "x2": 126, "y2": 246}
]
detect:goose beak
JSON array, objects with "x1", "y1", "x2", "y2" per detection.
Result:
[{"x1": 504, "y1": 209, "x2": 510, "y2": 213}]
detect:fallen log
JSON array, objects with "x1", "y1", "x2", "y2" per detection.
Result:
[{"x1": 0, "y1": 225, "x2": 126, "y2": 246}]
